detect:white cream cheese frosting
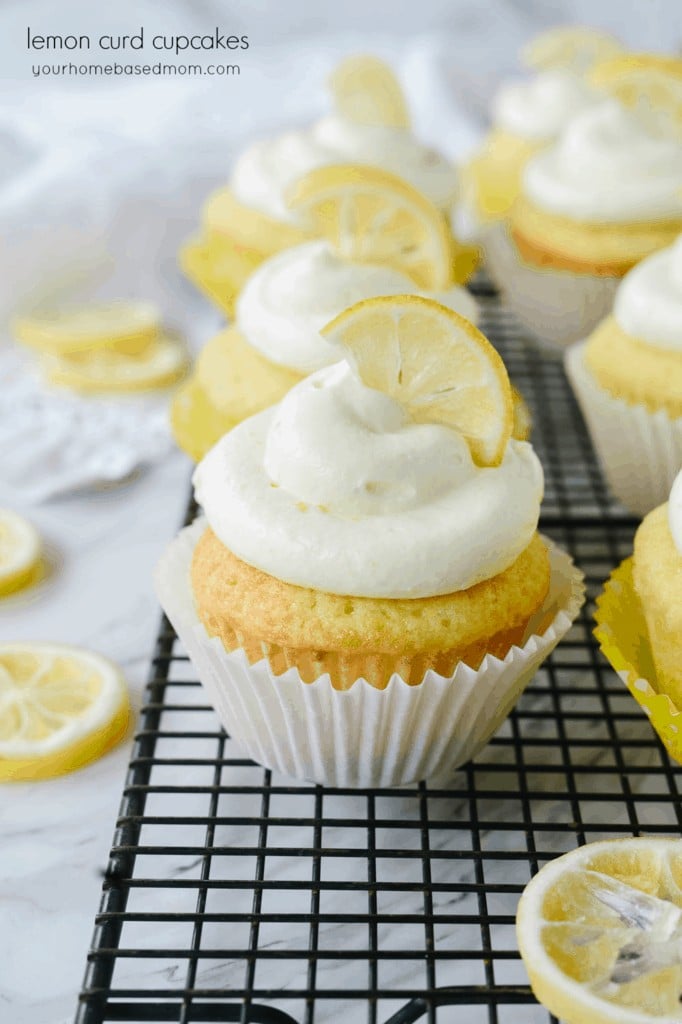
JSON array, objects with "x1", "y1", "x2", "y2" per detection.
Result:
[
  {"x1": 230, "y1": 115, "x2": 458, "y2": 223},
  {"x1": 669, "y1": 469, "x2": 682, "y2": 555},
  {"x1": 236, "y1": 241, "x2": 480, "y2": 374},
  {"x1": 193, "y1": 362, "x2": 544, "y2": 599},
  {"x1": 493, "y1": 70, "x2": 597, "y2": 142},
  {"x1": 614, "y1": 235, "x2": 682, "y2": 351},
  {"x1": 523, "y1": 101, "x2": 682, "y2": 223}
]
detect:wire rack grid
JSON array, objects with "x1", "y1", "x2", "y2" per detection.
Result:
[{"x1": 76, "y1": 281, "x2": 682, "y2": 1024}]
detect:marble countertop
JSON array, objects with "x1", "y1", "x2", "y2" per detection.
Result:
[{"x1": 0, "y1": 451, "x2": 191, "y2": 1024}]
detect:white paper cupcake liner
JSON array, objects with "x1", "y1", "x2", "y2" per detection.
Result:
[
  {"x1": 482, "y1": 223, "x2": 620, "y2": 351},
  {"x1": 565, "y1": 342, "x2": 682, "y2": 516},
  {"x1": 155, "y1": 520, "x2": 584, "y2": 788}
]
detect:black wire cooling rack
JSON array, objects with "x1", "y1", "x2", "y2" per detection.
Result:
[{"x1": 76, "y1": 281, "x2": 682, "y2": 1024}]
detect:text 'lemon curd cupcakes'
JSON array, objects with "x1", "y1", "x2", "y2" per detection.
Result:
[
  {"x1": 566, "y1": 234, "x2": 682, "y2": 514},
  {"x1": 181, "y1": 56, "x2": 466, "y2": 315},
  {"x1": 157, "y1": 296, "x2": 583, "y2": 787},
  {"x1": 595, "y1": 470, "x2": 682, "y2": 763},
  {"x1": 487, "y1": 98, "x2": 682, "y2": 349},
  {"x1": 171, "y1": 166, "x2": 489, "y2": 462}
]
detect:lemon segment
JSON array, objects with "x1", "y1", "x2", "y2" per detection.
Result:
[
  {"x1": 0, "y1": 510, "x2": 43, "y2": 597},
  {"x1": 523, "y1": 26, "x2": 623, "y2": 72},
  {"x1": 329, "y1": 55, "x2": 410, "y2": 129},
  {"x1": 322, "y1": 295, "x2": 513, "y2": 467},
  {"x1": 42, "y1": 333, "x2": 189, "y2": 394},
  {"x1": 14, "y1": 301, "x2": 161, "y2": 357},
  {"x1": 517, "y1": 837, "x2": 682, "y2": 1024},
  {"x1": 590, "y1": 54, "x2": 682, "y2": 131},
  {"x1": 288, "y1": 164, "x2": 455, "y2": 290},
  {"x1": 0, "y1": 643, "x2": 130, "y2": 781}
]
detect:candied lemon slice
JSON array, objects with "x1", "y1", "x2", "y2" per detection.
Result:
[
  {"x1": 14, "y1": 301, "x2": 161, "y2": 357},
  {"x1": 323, "y1": 295, "x2": 513, "y2": 467},
  {"x1": 288, "y1": 164, "x2": 454, "y2": 290},
  {"x1": 42, "y1": 334, "x2": 189, "y2": 394},
  {"x1": 0, "y1": 643, "x2": 130, "y2": 781},
  {"x1": 329, "y1": 54, "x2": 410, "y2": 129},
  {"x1": 523, "y1": 26, "x2": 623, "y2": 72},
  {"x1": 590, "y1": 54, "x2": 682, "y2": 129},
  {"x1": 0, "y1": 510, "x2": 42, "y2": 597},
  {"x1": 517, "y1": 838, "x2": 682, "y2": 1024}
]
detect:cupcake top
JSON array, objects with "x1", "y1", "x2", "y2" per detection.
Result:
[
  {"x1": 522, "y1": 100, "x2": 682, "y2": 223},
  {"x1": 492, "y1": 70, "x2": 597, "y2": 142},
  {"x1": 194, "y1": 298, "x2": 544, "y2": 600},
  {"x1": 669, "y1": 469, "x2": 682, "y2": 554},
  {"x1": 613, "y1": 235, "x2": 682, "y2": 351},
  {"x1": 236, "y1": 240, "x2": 479, "y2": 375},
  {"x1": 230, "y1": 118, "x2": 458, "y2": 223}
]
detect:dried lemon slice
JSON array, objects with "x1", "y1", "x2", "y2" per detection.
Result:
[
  {"x1": 14, "y1": 301, "x2": 161, "y2": 357},
  {"x1": 523, "y1": 26, "x2": 623, "y2": 72},
  {"x1": 288, "y1": 164, "x2": 454, "y2": 290},
  {"x1": 329, "y1": 55, "x2": 410, "y2": 128},
  {"x1": 517, "y1": 837, "x2": 682, "y2": 1024},
  {"x1": 0, "y1": 643, "x2": 130, "y2": 781},
  {"x1": 42, "y1": 334, "x2": 189, "y2": 394},
  {"x1": 590, "y1": 54, "x2": 682, "y2": 130},
  {"x1": 0, "y1": 510, "x2": 42, "y2": 597},
  {"x1": 323, "y1": 295, "x2": 513, "y2": 467}
]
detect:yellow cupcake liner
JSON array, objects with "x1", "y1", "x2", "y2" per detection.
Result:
[
  {"x1": 179, "y1": 236, "x2": 259, "y2": 318},
  {"x1": 594, "y1": 557, "x2": 682, "y2": 761}
]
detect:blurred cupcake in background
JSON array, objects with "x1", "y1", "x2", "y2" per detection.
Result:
[
  {"x1": 565, "y1": 234, "x2": 682, "y2": 515},
  {"x1": 487, "y1": 54, "x2": 682, "y2": 348},
  {"x1": 457, "y1": 26, "x2": 618, "y2": 240},
  {"x1": 181, "y1": 55, "x2": 474, "y2": 318}
]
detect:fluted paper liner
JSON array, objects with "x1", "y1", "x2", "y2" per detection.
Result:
[
  {"x1": 565, "y1": 342, "x2": 682, "y2": 516},
  {"x1": 482, "y1": 223, "x2": 619, "y2": 351},
  {"x1": 594, "y1": 558, "x2": 682, "y2": 763},
  {"x1": 155, "y1": 520, "x2": 584, "y2": 787}
]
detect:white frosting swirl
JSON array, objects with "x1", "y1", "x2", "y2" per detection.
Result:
[
  {"x1": 523, "y1": 101, "x2": 682, "y2": 223},
  {"x1": 614, "y1": 235, "x2": 682, "y2": 351},
  {"x1": 230, "y1": 115, "x2": 458, "y2": 223},
  {"x1": 669, "y1": 469, "x2": 682, "y2": 555},
  {"x1": 493, "y1": 71, "x2": 597, "y2": 142},
  {"x1": 236, "y1": 241, "x2": 480, "y2": 374},
  {"x1": 193, "y1": 363, "x2": 544, "y2": 598}
]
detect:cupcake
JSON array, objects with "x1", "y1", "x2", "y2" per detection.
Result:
[
  {"x1": 173, "y1": 165, "x2": 516, "y2": 462},
  {"x1": 181, "y1": 56, "x2": 467, "y2": 317},
  {"x1": 594, "y1": 470, "x2": 682, "y2": 761},
  {"x1": 565, "y1": 235, "x2": 682, "y2": 515},
  {"x1": 157, "y1": 296, "x2": 583, "y2": 786},
  {"x1": 487, "y1": 99, "x2": 682, "y2": 348}
]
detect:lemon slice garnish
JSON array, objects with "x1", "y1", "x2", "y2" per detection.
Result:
[
  {"x1": 323, "y1": 295, "x2": 513, "y2": 467},
  {"x1": 42, "y1": 334, "x2": 189, "y2": 394},
  {"x1": 523, "y1": 26, "x2": 623, "y2": 72},
  {"x1": 14, "y1": 301, "x2": 161, "y2": 357},
  {"x1": 591, "y1": 54, "x2": 682, "y2": 130},
  {"x1": 517, "y1": 837, "x2": 682, "y2": 1023},
  {"x1": 288, "y1": 164, "x2": 454, "y2": 290},
  {"x1": 329, "y1": 55, "x2": 410, "y2": 129},
  {"x1": 0, "y1": 643, "x2": 130, "y2": 781},
  {"x1": 0, "y1": 510, "x2": 42, "y2": 597}
]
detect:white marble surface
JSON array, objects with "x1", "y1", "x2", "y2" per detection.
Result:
[{"x1": 1, "y1": 5, "x2": 681, "y2": 1023}]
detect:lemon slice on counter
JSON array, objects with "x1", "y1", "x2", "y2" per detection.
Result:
[
  {"x1": 0, "y1": 643, "x2": 130, "y2": 782},
  {"x1": 288, "y1": 164, "x2": 454, "y2": 290},
  {"x1": 590, "y1": 54, "x2": 682, "y2": 129},
  {"x1": 14, "y1": 301, "x2": 161, "y2": 357},
  {"x1": 42, "y1": 334, "x2": 189, "y2": 394},
  {"x1": 523, "y1": 26, "x2": 623, "y2": 72},
  {"x1": 0, "y1": 510, "x2": 42, "y2": 597},
  {"x1": 517, "y1": 837, "x2": 682, "y2": 1023},
  {"x1": 329, "y1": 54, "x2": 410, "y2": 128},
  {"x1": 323, "y1": 295, "x2": 513, "y2": 467}
]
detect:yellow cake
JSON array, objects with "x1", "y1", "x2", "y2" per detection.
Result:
[{"x1": 633, "y1": 486, "x2": 682, "y2": 706}]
